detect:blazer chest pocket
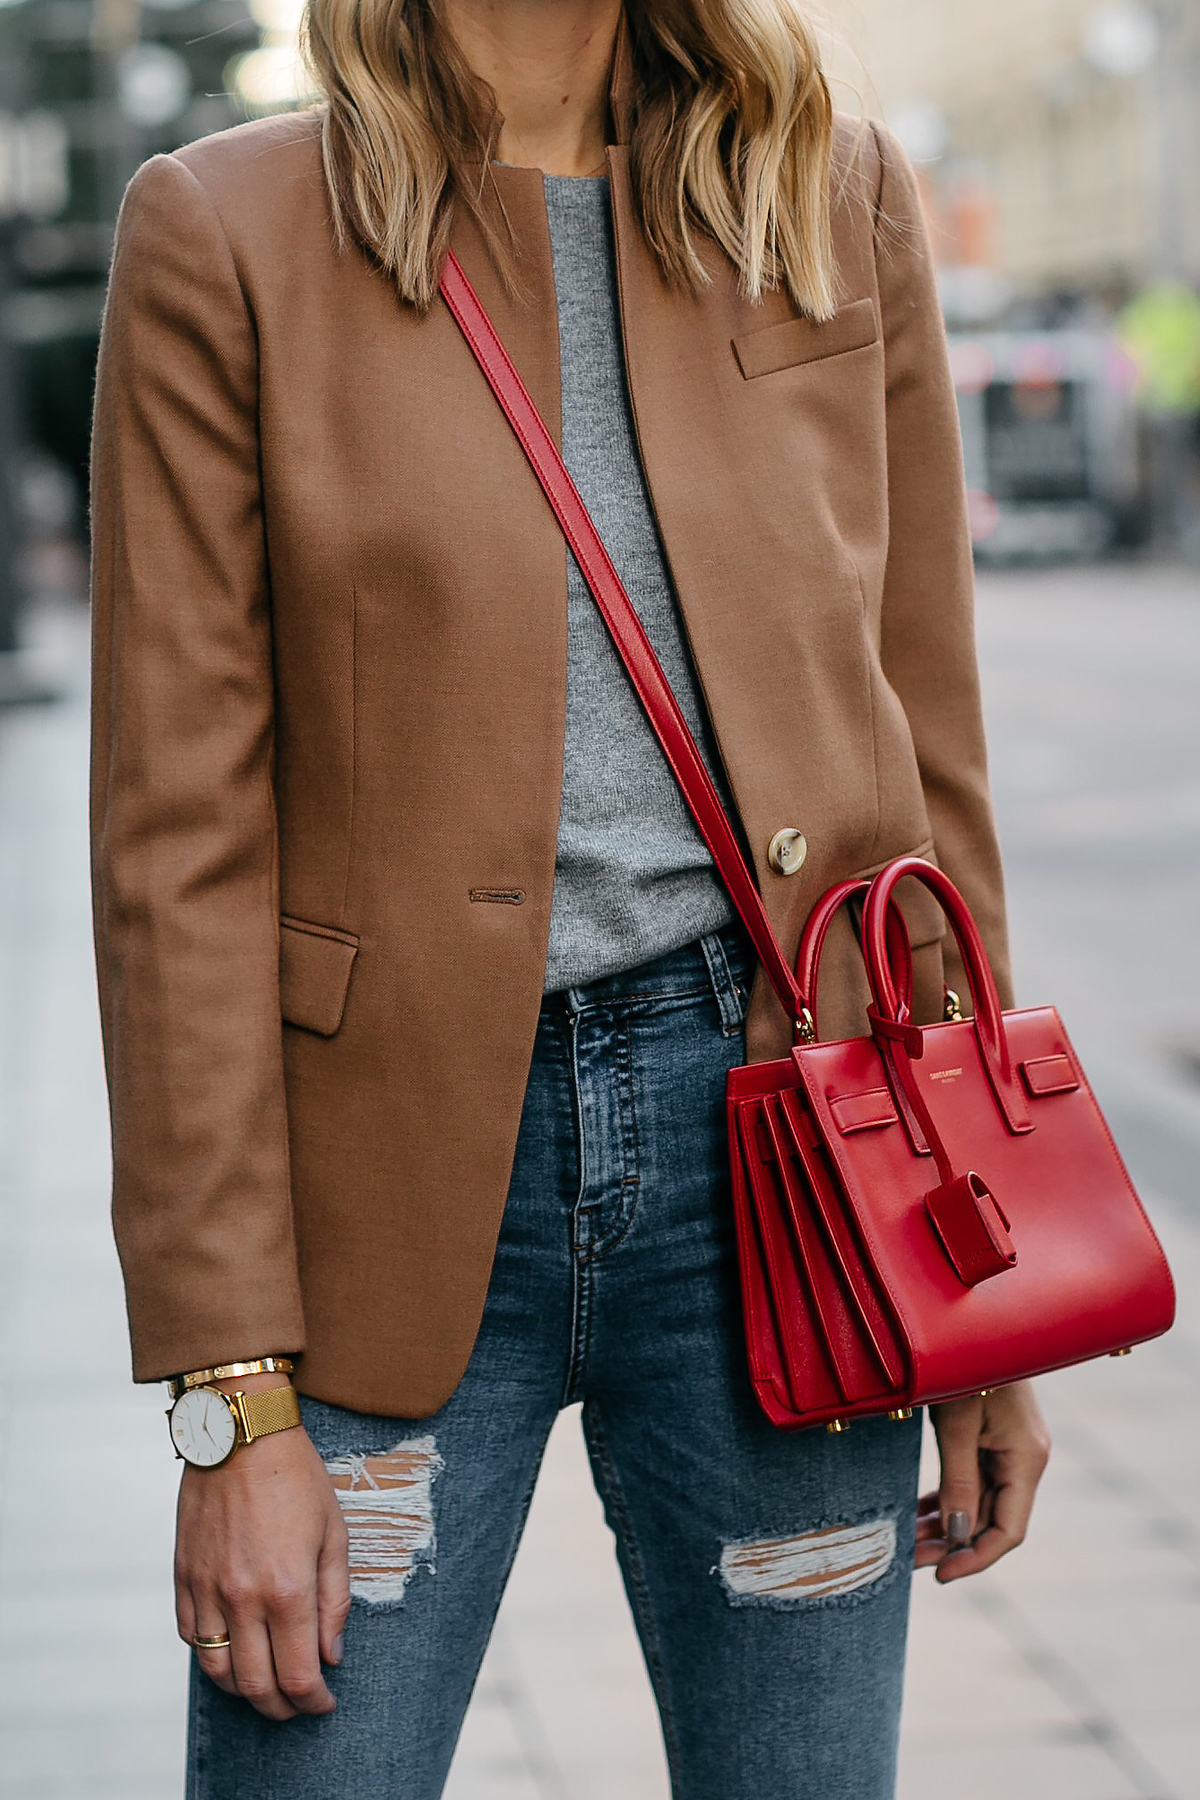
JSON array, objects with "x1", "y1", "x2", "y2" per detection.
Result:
[
  {"x1": 279, "y1": 916, "x2": 359, "y2": 1036},
  {"x1": 733, "y1": 297, "x2": 880, "y2": 380}
]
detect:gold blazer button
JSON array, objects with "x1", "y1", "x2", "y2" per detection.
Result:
[{"x1": 768, "y1": 829, "x2": 808, "y2": 875}]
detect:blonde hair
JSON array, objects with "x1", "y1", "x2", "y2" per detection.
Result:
[{"x1": 301, "y1": 0, "x2": 835, "y2": 317}]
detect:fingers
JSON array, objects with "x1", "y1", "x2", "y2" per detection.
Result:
[
  {"x1": 316, "y1": 1505, "x2": 351, "y2": 1670},
  {"x1": 184, "y1": 1596, "x2": 238, "y2": 1699},
  {"x1": 174, "y1": 1581, "x2": 196, "y2": 1649},
  {"x1": 913, "y1": 1489, "x2": 946, "y2": 1568},
  {"x1": 929, "y1": 1383, "x2": 1051, "y2": 1584},
  {"x1": 934, "y1": 1395, "x2": 984, "y2": 1538},
  {"x1": 228, "y1": 1615, "x2": 299, "y2": 1723},
  {"x1": 915, "y1": 1490, "x2": 943, "y2": 1537},
  {"x1": 184, "y1": 1582, "x2": 334, "y2": 1718},
  {"x1": 177, "y1": 1571, "x2": 235, "y2": 1695},
  {"x1": 918, "y1": 1394, "x2": 996, "y2": 1577},
  {"x1": 936, "y1": 1447, "x2": 1044, "y2": 1584},
  {"x1": 265, "y1": 1584, "x2": 337, "y2": 1717}
]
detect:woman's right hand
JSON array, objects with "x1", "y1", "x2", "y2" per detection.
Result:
[{"x1": 174, "y1": 1379, "x2": 351, "y2": 1721}]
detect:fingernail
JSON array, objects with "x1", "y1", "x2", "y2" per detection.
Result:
[
  {"x1": 332, "y1": 1633, "x2": 344, "y2": 1665},
  {"x1": 947, "y1": 1510, "x2": 972, "y2": 1544}
]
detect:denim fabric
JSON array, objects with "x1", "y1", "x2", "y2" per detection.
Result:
[{"x1": 188, "y1": 923, "x2": 921, "y2": 1799}]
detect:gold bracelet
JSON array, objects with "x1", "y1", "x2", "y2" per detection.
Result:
[{"x1": 166, "y1": 1356, "x2": 295, "y2": 1400}]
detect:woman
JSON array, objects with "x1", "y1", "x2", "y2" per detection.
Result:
[{"x1": 89, "y1": 1, "x2": 1051, "y2": 1794}]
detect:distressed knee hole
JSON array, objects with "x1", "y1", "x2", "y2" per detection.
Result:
[
  {"x1": 718, "y1": 1516, "x2": 897, "y2": 1606},
  {"x1": 324, "y1": 1436, "x2": 442, "y2": 1607}
]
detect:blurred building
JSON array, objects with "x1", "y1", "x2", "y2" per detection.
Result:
[
  {"x1": 831, "y1": 0, "x2": 1200, "y2": 559},
  {"x1": 0, "y1": 0, "x2": 314, "y2": 501},
  {"x1": 2, "y1": 0, "x2": 1198, "y2": 587},
  {"x1": 0, "y1": 0, "x2": 315, "y2": 665},
  {"x1": 834, "y1": 0, "x2": 1200, "y2": 316}
]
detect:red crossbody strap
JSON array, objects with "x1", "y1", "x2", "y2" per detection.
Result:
[{"x1": 438, "y1": 250, "x2": 805, "y2": 1024}]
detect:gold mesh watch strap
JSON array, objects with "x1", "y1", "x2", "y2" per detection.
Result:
[{"x1": 237, "y1": 1383, "x2": 302, "y2": 1446}]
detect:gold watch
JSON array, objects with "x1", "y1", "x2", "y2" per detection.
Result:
[{"x1": 165, "y1": 1360, "x2": 301, "y2": 1468}]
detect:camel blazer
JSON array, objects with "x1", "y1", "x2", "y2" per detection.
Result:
[{"x1": 90, "y1": 94, "x2": 1013, "y2": 1416}]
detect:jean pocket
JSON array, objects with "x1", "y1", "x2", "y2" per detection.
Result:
[{"x1": 704, "y1": 927, "x2": 756, "y2": 1035}]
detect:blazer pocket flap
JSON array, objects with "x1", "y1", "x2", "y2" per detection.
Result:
[
  {"x1": 279, "y1": 918, "x2": 359, "y2": 1037},
  {"x1": 733, "y1": 297, "x2": 879, "y2": 380}
]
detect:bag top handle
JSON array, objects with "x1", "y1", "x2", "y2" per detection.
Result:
[
  {"x1": 863, "y1": 857, "x2": 1032, "y2": 1135},
  {"x1": 795, "y1": 879, "x2": 914, "y2": 1037},
  {"x1": 438, "y1": 250, "x2": 807, "y2": 1030}
]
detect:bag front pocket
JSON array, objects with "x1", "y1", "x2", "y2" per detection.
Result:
[{"x1": 279, "y1": 916, "x2": 359, "y2": 1036}]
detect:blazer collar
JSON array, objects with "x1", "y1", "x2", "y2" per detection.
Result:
[{"x1": 607, "y1": 7, "x2": 635, "y2": 147}]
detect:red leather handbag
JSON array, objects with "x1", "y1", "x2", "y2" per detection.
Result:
[
  {"x1": 727, "y1": 859, "x2": 1175, "y2": 1427},
  {"x1": 439, "y1": 253, "x2": 1176, "y2": 1432}
]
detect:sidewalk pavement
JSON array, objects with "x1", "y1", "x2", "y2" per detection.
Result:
[{"x1": 1, "y1": 563, "x2": 1198, "y2": 1799}]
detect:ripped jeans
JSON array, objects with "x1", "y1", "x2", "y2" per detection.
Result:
[{"x1": 188, "y1": 921, "x2": 922, "y2": 1800}]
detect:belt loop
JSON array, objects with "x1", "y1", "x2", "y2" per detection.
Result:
[{"x1": 700, "y1": 930, "x2": 747, "y2": 1034}]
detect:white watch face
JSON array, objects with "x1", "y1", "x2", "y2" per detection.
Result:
[{"x1": 170, "y1": 1387, "x2": 239, "y2": 1467}]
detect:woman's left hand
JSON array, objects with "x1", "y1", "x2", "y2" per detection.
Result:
[{"x1": 916, "y1": 1381, "x2": 1051, "y2": 1583}]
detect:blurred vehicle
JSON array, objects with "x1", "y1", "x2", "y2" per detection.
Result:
[{"x1": 949, "y1": 329, "x2": 1150, "y2": 562}]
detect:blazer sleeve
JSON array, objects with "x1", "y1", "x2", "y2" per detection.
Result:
[
  {"x1": 89, "y1": 152, "x2": 306, "y2": 1381},
  {"x1": 871, "y1": 123, "x2": 1015, "y2": 1011}
]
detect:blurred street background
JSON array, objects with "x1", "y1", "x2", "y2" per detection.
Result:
[{"x1": 2, "y1": 2, "x2": 1200, "y2": 1798}]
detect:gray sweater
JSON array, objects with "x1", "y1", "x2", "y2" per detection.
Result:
[{"x1": 542, "y1": 172, "x2": 736, "y2": 992}]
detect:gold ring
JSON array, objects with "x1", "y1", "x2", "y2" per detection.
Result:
[{"x1": 193, "y1": 1633, "x2": 232, "y2": 1650}]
